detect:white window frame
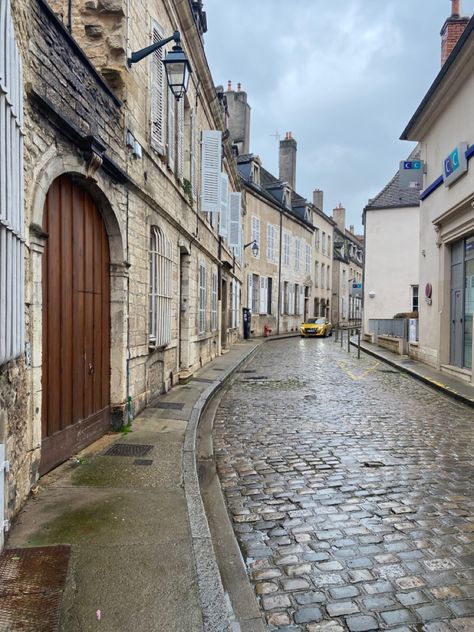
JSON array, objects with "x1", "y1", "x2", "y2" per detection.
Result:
[
  {"x1": 267, "y1": 223, "x2": 275, "y2": 263},
  {"x1": 259, "y1": 277, "x2": 268, "y2": 314},
  {"x1": 305, "y1": 244, "x2": 311, "y2": 275},
  {"x1": 283, "y1": 231, "x2": 290, "y2": 266},
  {"x1": 149, "y1": 227, "x2": 173, "y2": 347},
  {"x1": 199, "y1": 263, "x2": 207, "y2": 334}
]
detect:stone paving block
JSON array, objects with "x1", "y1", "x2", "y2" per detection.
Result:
[
  {"x1": 395, "y1": 575, "x2": 426, "y2": 589},
  {"x1": 326, "y1": 600, "x2": 359, "y2": 616},
  {"x1": 451, "y1": 618, "x2": 474, "y2": 631},
  {"x1": 293, "y1": 606, "x2": 323, "y2": 623},
  {"x1": 380, "y1": 608, "x2": 416, "y2": 626},
  {"x1": 267, "y1": 612, "x2": 291, "y2": 626},
  {"x1": 362, "y1": 594, "x2": 397, "y2": 610},
  {"x1": 261, "y1": 593, "x2": 291, "y2": 610},
  {"x1": 294, "y1": 591, "x2": 326, "y2": 605},
  {"x1": 395, "y1": 590, "x2": 430, "y2": 606},
  {"x1": 306, "y1": 622, "x2": 345, "y2": 632},
  {"x1": 415, "y1": 603, "x2": 452, "y2": 620},
  {"x1": 329, "y1": 585, "x2": 359, "y2": 599},
  {"x1": 345, "y1": 614, "x2": 379, "y2": 631},
  {"x1": 281, "y1": 578, "x2": 310, "y2": 591},
  {"x1": 449, "y1": 599, "x2": 474, "y2": 616}
]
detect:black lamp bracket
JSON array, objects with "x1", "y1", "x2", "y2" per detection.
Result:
[{"x1": 128, "y1": 31, "x2": 181, "y2": 67}]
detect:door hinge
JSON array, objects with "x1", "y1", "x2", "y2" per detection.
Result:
[{"x1": 1, "y1": 461, "x2": 10, "y2": 474}]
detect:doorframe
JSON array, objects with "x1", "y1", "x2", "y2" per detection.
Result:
[{"x1": 28, "y1": 154, "x2": 126, "y2": 476}]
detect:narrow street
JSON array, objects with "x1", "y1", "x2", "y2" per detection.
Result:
[{"x1": 214, "y1": 339, "x2": 474, "y2": 631}]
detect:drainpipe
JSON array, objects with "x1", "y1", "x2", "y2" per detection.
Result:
[{"x1": 277, "y1": 210, "x2": 283, "y2": 335}]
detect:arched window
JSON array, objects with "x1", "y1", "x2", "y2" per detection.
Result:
[
  {"x1": 149, "y1": 227, "x2": 173, "y2": 347},
  {"x1": 0, "y1": 0, "x2": 24, "y2": 365}
]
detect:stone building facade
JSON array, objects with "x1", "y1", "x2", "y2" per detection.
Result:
[
  {"x1": 1, "y1": 0, "x2": 243, "y2": 543},
  {"x1": 331, "y1": 205, "x2": 364, "y2": 327}
]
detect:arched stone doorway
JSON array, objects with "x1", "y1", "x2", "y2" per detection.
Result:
[{"x1": 40, "y1": 175, "x2": 111, "y2": 474}]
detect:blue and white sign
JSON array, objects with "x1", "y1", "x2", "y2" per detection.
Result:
[
  {"x1": 399, "y1": 160, "x2": 424, "y2": 190},
  {"x1": 350, "y1": 283, "x2": 363, "y2": 299},
  {"x1": 443, "y1": 143, "x2": 468, "y2": 187}
]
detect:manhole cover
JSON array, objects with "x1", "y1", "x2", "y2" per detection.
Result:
[
  {"x1": 153, "y1": 402, "x2": 184, "y2": 410},
  {"x1": 192, "y1": 377, "x2": 214, "y2": 383},
  {"x1": 0, "y1": 546, "x2": 70, "y2": 632},
  {"x1": 104, "y1": 444, "x2": 153, "y2": 457},
  {"x1": 133, "y1": 459, "x2": 153, "y2": 466}
]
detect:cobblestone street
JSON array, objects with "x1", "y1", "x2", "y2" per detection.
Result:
[{"x1": 213, "y1": 339, "x2": 474, "y2": 632}]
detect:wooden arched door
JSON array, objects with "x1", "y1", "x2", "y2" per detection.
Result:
[{"x1": 40, "y1": 175, "x2": 110, "y2": 475}]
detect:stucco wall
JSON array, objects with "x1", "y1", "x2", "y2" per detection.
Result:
[{"x1": 364, "y1": 206, "x2": 420, "y2": 331}]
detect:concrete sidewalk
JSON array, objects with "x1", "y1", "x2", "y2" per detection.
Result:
[
  {"x1": 352, "y1": 337, "x2": 474, "y2": 409},
  {"x1": 3, "y1": 341, "x2": 260, "y2": 632}
]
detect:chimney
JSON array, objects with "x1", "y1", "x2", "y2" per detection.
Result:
[
  {"x1": 226, "y1": 83, "x2": 251, "y2": 155},
  {"x1": 441, "y1": 0, "x2": 470, "y2": 65},
  {"x1": 349, "y1": 225, "x2": 354, "y2": 234},
  {"x1": 279, "y1": 131, "x2": 297, "y2": 190},
  {"x1": 332, "y1": 203, "x2": 346, "y2": 233},
  {"x1": 313, "y1": 189, "x2": 324, "y2": 212}
]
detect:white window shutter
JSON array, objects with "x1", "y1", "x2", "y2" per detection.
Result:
[
  {"x1": 259, "y1": 277, "x2": 266, "y2": 314},
  {"x1": 201, "y1": 130, "x2": 222, "y2": 214},
  {"x1": 219, "y1": 172, "x2": 229, "y2": 237},
  {"x1": 177, "y1": 97, "x2": 184, "y2": 179},
  {"x1": 247, "y1": 273, "x2": 253, "y2": 310},
  {"x1": 150, "y1": 21, "x2": 165, "y2": 154},
  {"x1": 229, "y1": 192, "x2": 241, "y2": 257},
  {"x1": 167, "y1": 88, "x2": 175, "y2": 169},
  {"x1": 299, "y1": 285, "x2": 304, "y2": 315}
]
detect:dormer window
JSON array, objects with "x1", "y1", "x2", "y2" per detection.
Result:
[{"x1": 252, "y1": 162, "x2": 260, "y2": 186}]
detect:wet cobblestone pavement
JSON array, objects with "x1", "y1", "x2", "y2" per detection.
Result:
[{"x1": 213, "y1": 339, "x2": 474, "y2": 631}]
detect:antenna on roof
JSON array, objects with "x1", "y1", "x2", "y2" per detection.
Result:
[{"x1": 270, "y1": 130, "x2": 280, "y2": 143}]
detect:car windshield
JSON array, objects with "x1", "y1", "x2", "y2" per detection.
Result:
[{"x1": 307, "y1": 318, "x2": 326, "y2": 324}]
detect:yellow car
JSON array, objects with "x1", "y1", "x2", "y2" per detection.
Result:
[{"x1": 300, "y1": 317, "x2": 333, "y2": 338}]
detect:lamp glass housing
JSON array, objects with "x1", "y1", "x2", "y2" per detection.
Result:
[
  {"x1": 163, "y1": 45, "x2": 192, "y2": 99},
  {"x1": 251, "y1": 241, "x2": 259, "y2": 257}
]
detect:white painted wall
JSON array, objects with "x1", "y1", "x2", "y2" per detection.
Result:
[{"x1": 364, "y1": 206, "x2": 420, "y2": 331}]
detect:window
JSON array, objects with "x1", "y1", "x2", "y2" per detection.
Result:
[
  {"x1": 321, "y1": 264, "x2": 325, "y2": 290},
  {"x1": 252, "y1": 274, "x2": 259, "y2": 312},
  {"x1": 149, "y1": 227, "x2": 173, "y2": 347},
  {"x1": 328, "y1": 235, "x2": 331, "y2": 257},
  {"x1": 283, "y1": 232, "x2": 290, "y2": 266},
  {"x1": 327, "y1": 265, "x2": 331, "y2": 290},
  {"x1": 322, "y1": 232, "x2": 327, "y2": 254},
  {"x1": 198, "y1": 263, "x2": 207, "y2": 333},
  {"x1": 167, "y1": 88, "x2": 175, "y2": 169},
  {"x1": 211, "y1": 272, "x2": 218, "y2": 330},
  {"x1": 267, "y1": 224, "x2": 276, "y2": 262},
  {"x1": 150, "y1": 20, "x2": 165, "y2": 154},
  {"x1": 190, "y1": 109, "x2": 198, "y2": 199},
  {"x1": 0, "y1": 1, "x2": 24, "y2": 365},
  {"x1": 176, "y1": 97, "x2": 185, "y2": 179},
  {"x1": 252, "y1": 162, "x2": 260, "y2": 186},
  {"x1": 259, "y1": 277, "x2": 268, "y2": 314},
  {"x1": 295, "y1": 239, "x2": 301, "y2": 271},
  {"x1": 305, "y1": 245, "x2": 311, "y2": 275},
  {"x1": 201, "y1": 130, "x2": 222, "y2": 214},
  {"x1": 314, "y1": 261, "x2": 319, "y2": 287},
  {"x1": 411, "y1": 285, "x2": 419, "y2": 312},
  {"x1": 314, "y1": 228, "x2": 320, "y2": 250},
  {"x1": 251, "y1": 216, "x2": 260, "y2": 256},
  {"x1": 267, "y1": 278, "x2": 273, "y2": 315}
]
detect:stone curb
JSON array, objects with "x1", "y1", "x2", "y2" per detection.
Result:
[
  {"x1": 351, "y1": 339, "x2": 474, "y2": 409},
  {"x1": 182, "y1": 343, "x2": 260, "y2": 632}
]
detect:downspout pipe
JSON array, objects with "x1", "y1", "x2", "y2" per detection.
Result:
[{"x1": 277, "y1": 210, "x2": 283, "y2": 335}]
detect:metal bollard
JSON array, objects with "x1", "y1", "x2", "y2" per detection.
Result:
[
  {"x1": 340, "y1": 328, "x2": 343, "y2": 347},
  {"x1": 348, "y1": 328, "x2": 350, "y2": 353},
  {"x1": 358, "y1": 328, "x2": 361, "y2": 359}
]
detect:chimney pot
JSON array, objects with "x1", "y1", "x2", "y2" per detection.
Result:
[
  {"x1": 452, "y1": 0, "x2": 460, "y2": 16},
  {"x1": 441, "y1": 1, "x2": 469, "y2": 65}
]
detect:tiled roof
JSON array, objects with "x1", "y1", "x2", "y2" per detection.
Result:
[{"x1": 365, "y1": 149, "x2": 421, "y2": 210}]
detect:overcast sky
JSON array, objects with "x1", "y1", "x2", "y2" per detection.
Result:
[{"x1": 202, "y1": 0, "x2": 474, "y2": 231}]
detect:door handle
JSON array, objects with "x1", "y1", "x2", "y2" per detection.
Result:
[{"x1": 88, "y1": 362, "x2": 94, "y2": 375}]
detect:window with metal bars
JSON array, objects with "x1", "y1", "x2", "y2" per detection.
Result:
[{"x1": 149, "y1": 227, "x2": 173, "y2": 347}]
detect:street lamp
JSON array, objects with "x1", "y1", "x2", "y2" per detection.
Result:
[
  {"x1": 128, "y1": 31, "x2": 192, "y2": 100},
  {"x1": 243, "y1": 240, "x2": 259, "y2": 257}
]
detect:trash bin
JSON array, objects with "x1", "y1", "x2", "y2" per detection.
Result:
[{"x1": 243, "y1": 307, "x2": 251, "y2": 340}]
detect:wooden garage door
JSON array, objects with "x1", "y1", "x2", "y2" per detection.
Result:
[{"x1": 40, "y1": 175, "x2": 110, "y2": 475}]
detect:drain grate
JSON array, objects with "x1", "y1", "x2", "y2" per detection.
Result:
[
  {"x1": 104, "y1": 444, "x2": 153, "y2": 457},
  {"x1": 134, "y1": 459, "x2": 153, "y2": 466},
  {"x1": 0, "y1": 546, "x2": 70, "y2": 632},
  {"x1": 212, "y1": 368, "x2": 224, "y2": 371},
  {"x1": 153, "y1": 402, "x2": 184, "y2": 410},
  {"x1": 191, "y1": 377, "x2": 214, "y2": 384}
]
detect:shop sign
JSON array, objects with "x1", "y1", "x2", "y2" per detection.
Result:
[
  {"x1": 443, "y1": 143, "x2": 468, "y2": 187},
  {"x1": 350, "y1": 283, "x2": 363, "y2": 299},
  {"x1": 399, "y1": 160, "x2": 424, "y2": 190}
]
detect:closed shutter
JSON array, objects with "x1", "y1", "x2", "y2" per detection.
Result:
[
  {"x1": 150, "y1": 20, "x2": 165, "y2": 154},
  {"x1": 280, "y1": 282, "x2": 285, "y2": 315},
  {"x1": 289, "y1": 283, "x2": 295, "y2": 315},
  {"x1": 229, "y1": 192, "x2": 242, "y2": 258},
  {"x1": 201, "y1": 130, "x2": 222, "y2": 214},
  {"x1": 167, "y1": 88, "x2": 175, "y2": 169},
  {"x1": 299, "y1": 285, "x2": 304, "y2": 315},
  {"x1": 190, "y1": 109, "x2": 197, "y2": 199},
  {"x1": 247, "y1": 273, "x2": 253, "y2": 311},
  {"x1": 219, "y1": 172, "x2": 229, "y2": 237},
  {"x1": 176, "y1": 97, "x2": 184, "y2": 179},
  {"x1": 259, "y1": 277, "x2": 267, "y2": 314}
]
